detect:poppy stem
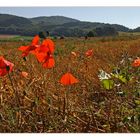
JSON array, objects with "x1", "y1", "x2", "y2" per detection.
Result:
[
  {"x1": 63, "y1": 86, "x2": 70, "y2": 121},
  {"x1": 63, "y1": 92, "x2": 67, "y2": 120},
  {"x1": 67, "y1": 86, "x2": 70, "y2": 112},
  {"x1": 63, "y1": 94, "x2": 66, "y2": 118},
  {"x1": 52, "y1": 67, "x2": 61, "y2": 114},
  {"x1": 8, "y1": 72, "x2": 21, "y2": 129},
  {"x1": 66, "y1": 92, "x2": 69, "y2": 112},
  {"x1": 8, "y1": 73, "x2": 20, "y2": 107}
]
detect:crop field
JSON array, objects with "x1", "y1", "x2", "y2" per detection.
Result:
[{"x1": 0, "y1": 35, "x2": 140, "y2": 133}]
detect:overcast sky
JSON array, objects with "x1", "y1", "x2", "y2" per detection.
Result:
[{"x1": 0, "y1": 7, "x2": 139, "y2": 29}]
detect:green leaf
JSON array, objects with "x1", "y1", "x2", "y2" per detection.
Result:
[
  {"x1": 122, "y1": 116, "x2": 131, "y2": 123},
  {"x1": 134, "y1": 100, "x2": 140, "y2": 105},
  {"x1": 112, "y1": 73, "x2": 127, "y2": 83},
  {"x1": 101, "y1": 79, "x2": 114, "y2": 90},
  {"x1": 118, "y1": 75, "x2": 127, "y2": 83}
]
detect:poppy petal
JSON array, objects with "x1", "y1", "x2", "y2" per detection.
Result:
[
  {"x1": 42, "y1": 39, "x2": 55, "y2": 54},
  {"x1": 31, "y1": 35, "x2": 40, "y2": 45},
  {"x1": 0, "y1": 69, "x2": 7, "y2": 76},
  {"x1": 0, "y1": 56, "x2": 7, "y2": 68},
  {"x1": 18, "y1": 46, "x2": 29, "y2": 51},
  {"x1": 42, "y1": 57, "x2": 55, "y2": 68},
  {"x1": 60, "y1": 72, "x2": 79, "y2": 85},
  {"x1": 132, "y1": 58, "x2": 140, "y2": 67},
  {"x1": 0, "y1": 57, "x2": 14, "y2": 76},
  {"x1": 35, "y1": 45, "x2": 49, "y2": 53},
  {"x1": 35, "y1": 52, "x2": 48, "y2": 63},
  {"x1": 85, "y1": 49, "x2": 93, "y2": 57},
  {"x1": 3, "y1": 59, "x2": 14, "y2": 72},
  {"x1": 69, "y1": 73, "x2": 79, "y2": 84}
]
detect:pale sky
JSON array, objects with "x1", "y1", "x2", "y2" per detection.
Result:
[{"x1": 0, "y1": 7, "x2": 139, "y2": 29}]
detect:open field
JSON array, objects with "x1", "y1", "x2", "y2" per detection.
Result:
[
  {"x1": 0, "y1": 35, "x2": 140, "y2": 133},
  {"x1": 0, "y1": 34, "x2": 17, "y2": 38},
  {"x1": 119, "y1": 31, "x2": 140, "y2": 36}
]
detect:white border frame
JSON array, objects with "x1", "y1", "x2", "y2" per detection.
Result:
[{"x1": 0, "y1": 0, "x2": 140, "y2": 6}]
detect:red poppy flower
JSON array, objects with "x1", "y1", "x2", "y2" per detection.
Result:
[
  {"x1": 60, "y1": 72, "x2": 79, "y2": 85},
  {"x1": 31, "y1": 35, "x2": 40, "y2": 46},
  {"x1": 33, "y1": 38, "x2": 55, "y2": 69},
  {"x1": 42, "y1": 39, "x2": 55, "y2": 54},
  {"x1": 35, "y1": 52, "x2": 55, "y2": 68},
  {"x1": 34, "y1": 52, "x2": 47, "y2": 63},
  {"x1": 85, "y1": 49, "x2": 93, "y2": 57},
  {"x1": 42, "y1": 55, "x2": 55, "y2": 68},
  {"x1": 34, "y1": 38, "x2": 55, "y2": 54},
  {"x1": 18, "y1": 35, "x2": 40, "y2": 57},
  {"x1": 132, "y1": 58, "x2": 140, "y2": 67},
  {"x1": 0, "y1": 56, "x2": 14, "y2": 76}
]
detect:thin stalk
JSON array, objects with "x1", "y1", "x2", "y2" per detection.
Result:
[
  {"x1": 8, "y1": 72, "x2": 21, "y2": 129},
  {"x1": 52, "y1": 67, "x2": 61, "y2": 114},
  {"x1": 8, "y1": 73, "x2": 20, "y2": 107},
  {"x1": 63, "y1": 94, "x2": 66, "y2": 119},
  {"x1": 63, "y1": 87, "x2": 70, "y2": 122}
]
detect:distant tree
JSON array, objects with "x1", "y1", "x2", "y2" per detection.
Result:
[
  {"x1": 87, "y1": 26, "x2": 118, "y2": 37},
  {"x1": 85, "y1": 35, "x2": 88, "y2": 40},
  {"x1": 38, "y1": 31, "x2": 48, "y2": 39},
  {"x1": 60, "y1": 36, "x2": 65, "y2": 39},
  {"x1": 87, "y1": 30, "x2": 97, "y2": 37},
  {"x1": 53, "y1": 36, "x2": 58, "y2": 39}
]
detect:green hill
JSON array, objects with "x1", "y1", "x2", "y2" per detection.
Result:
[
  {"x1": 0, "y1": 13, "x2": 132, "y2": 37},
  {"x1": 0, "y1": 14, "x2": 33, "y2": 27},
  {"x1": 30, "y1": 16, "x2": 79, "y2": 25}
]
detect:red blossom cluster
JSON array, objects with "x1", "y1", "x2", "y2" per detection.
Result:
[
  {"x1": 2, "y1": 35, "x2": 140, "y2": 87},
  {"x1": 18, "y1": 35, "x2": 55, "y2": 69},
  {"x1": 18, "y1": 35, "x2": 80, "y2": 85},
  {"x1": 18, "y1": 35, "x2": 40, "y2": 57}
]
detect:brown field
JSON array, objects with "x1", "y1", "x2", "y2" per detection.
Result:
[
  {"x1": 0, "y1": 36, "x2": 140, "y2": 132},
  {"x1": 0, "y1": 34, "x2": 17, "y2": 38}
]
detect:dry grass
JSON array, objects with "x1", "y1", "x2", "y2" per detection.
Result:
[{"x1": 0, "y1": 36, "x2": 140, "y2": 132}]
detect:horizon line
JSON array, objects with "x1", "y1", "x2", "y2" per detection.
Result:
[{"x1": 0, "y1": 12, "x2": 138, "y2": 30}]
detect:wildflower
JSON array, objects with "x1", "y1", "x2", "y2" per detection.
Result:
[
  {"x1": 85, "y1": 49, "x2": 93, "y2": 57},
  {"x1": 34, "y1": 38, "x2": 55, "y2": 54},
  {"x1": 18, "y1": 35, "x2": 40, "y2": 57},
  {"x1": 60, "y1": 72, "x2": 79, "y2": 85},
  {"x1": 34, "y1": 52, "x2": 46, "y2": 63},
  {"x1": 132, "y1": 58, "x2": 140, "y2": 67},
  {"x1": 42, "y1": 55, "x2": 55, "y2": 68},
  {"x1": 0, "y1": 56, "x2": 14, "y2": 76},
  {"x1": 34, "y1": 38, "x2": 55, "y2": 69},
  {"x1": 98, "y1": 69, "x2": 111, "y2": 80}
]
